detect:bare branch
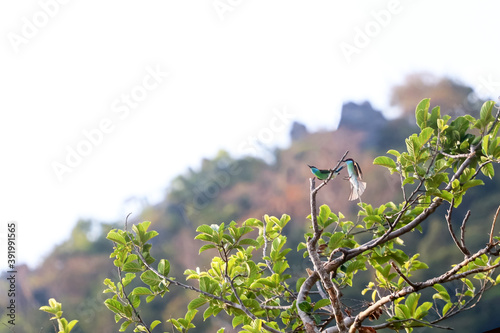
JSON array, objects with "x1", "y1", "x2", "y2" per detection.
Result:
[{"x1": 439, "y1": 150, "x2": 471, "y2": 159}]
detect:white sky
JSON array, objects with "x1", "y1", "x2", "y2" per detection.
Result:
[{"x1": 1, "y1": 1, "x2": 500, "y2": 269}]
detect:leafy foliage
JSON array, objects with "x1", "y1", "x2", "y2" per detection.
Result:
[
  {"x1": 39, "y1": 298, "x2": 79, "y2": 333},
  {"x1": 40, "y1": 99, "x2": 500, "y2": 332}
]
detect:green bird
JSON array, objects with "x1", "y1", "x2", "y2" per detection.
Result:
[{"x1": 308, "y1": 165, "x2": 344, "y2": 180}]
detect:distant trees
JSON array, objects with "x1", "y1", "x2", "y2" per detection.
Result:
[
  {"x1": 391, "y1": 73, "x2": 484, "y2": 120},
  {"x1": 40, "y1": 99, "x2": 500, "y2": 332}
]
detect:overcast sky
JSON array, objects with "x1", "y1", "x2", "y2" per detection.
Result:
[{"x1": 1, "y1": 1, "x2": 500, "y2": 269}]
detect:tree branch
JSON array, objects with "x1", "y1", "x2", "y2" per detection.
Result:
[
  {"x1": 490, "y1": 205, "x2": 500, "y2": 245},
  {"x1": 445, "y1": 199, "x2": 471, "y2": 257},
  {"x1": 116, "y1": 266, "x2": 152, "y2": 333},
  {"x1": 308, "y1": 177, "x2": 347, "y2": 333},
  {"x1": 226, "y1": 273, "x2": 282, "y2": 333},
  {"x1": 391, "y1": 261, "x2": 421, "y2": 289},
  {"x1": 298, "y1": 152, "x2": 350, "y2": 333},
  {"x1": 135, "y1": 248, "x2": 244, "y2": 311}
]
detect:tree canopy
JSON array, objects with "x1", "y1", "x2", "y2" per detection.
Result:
[{"x1": 41, "y1": 99, "x2": 500, "y2": 333}]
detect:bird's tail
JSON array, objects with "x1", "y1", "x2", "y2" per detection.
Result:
[{"x1": 348, "y1": 181, "x2": 367, "y2": 201}]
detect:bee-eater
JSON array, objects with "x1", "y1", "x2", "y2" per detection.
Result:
[
  {"x1": 308, "y1": 165, "x2": 343, "y2": 180},
  {"x1": 343, "y1": 158, "x2": 366, "y2": 201}
]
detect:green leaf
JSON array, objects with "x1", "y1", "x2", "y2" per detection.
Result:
[
  {"x1": 198, "y1": 244, "x2": 216, "y2": 254},
  {"x1": 141, "y1": 270, "x2": 162, "y2": 287},
  {"x1": 429, "y1": 106, "x2": 441, "y2": 129},
  {"x1": 298, "y1": 301, "x2": 312, "y2": 313},
  {"x1": 438, "y1": 190, "x2": 453, "y2": 202},
  {"x1": 123, "y1": 261, "x2": 143, "y2": 273},
  {"x1": 131, "y1": 287, "x2": 152, "y2": 296},
  {"x1": 66, "y1": 319, "x2": 78, "y2": 332},
  {"x1": 483, "y1": 135, "x2": 490, "y2": 155},
  {"x1": 442, "y1": 302, "x2": 453, "y2": 316},
  {"x1": 238, "y1": 238, "x2": 260, "y2": 247},
  {"x1": 406, "y1": 137, "x2": 416, "y2": 158},
  {"x1": 313, "y1": 298, "x2": 331, "y2": 311},
  {"x1": 480, "y1": 100, "x2": 495, "y2": 125},
  {"x1": 395, "y1": 304, "x2": 411, "y2": 319},
  {"x1": 481, "y1": 161, "x2": 495, "y2": 178},
  {"x1": 232, "y1": 314, "x2": 246, "y2": 328},
  {"x1": 104, "y1": 299, "x2": 124, "y2": 314},
  {"x1": 387, "y1": 149, "x2": 401, "y2": 157},
  {"x1": 107, "y1": 231, "x2": 127, "y2": 245},
  {"x1": 433, "y1": 284, "x2": 450, "y2": 302},
  {"x1": 296, "y1": 277, "x2": 306, "y2": 291},
  {"x1": 194, "y1": 234, "x2": 215, "y2": 242},
  {"x1": 415, "y1": 98, "x2": 430, "y2": 129},
  {"x1": 462, "y1": 179, "x2": 484, "y2": 190},
  {"x1": 157, "y1": 259, "x2": 170, "y2": 276},
  {"x1": 199, "y1": 276, "x2": 216, "y2": 293},
  {"x1": 150, "y1": 320, "x2": 161, "y2": 331},
  {"x1": 405, "y1": 293, "x2": 420, "y2": 316},
  {"x1": 196, "y1": 224, "x2": 215, "y2": 235},
  {"x1": 142, "y1": 230, "x2": 159, "y2": 244},
  {"x1": 402, "y1": 177, "x2": 416, "y2": 186},
  {"x1": 328, "y1": 232, "x2": 345, "y2": 249},
  {"x1": 418, "y1": 127, "x2": 434, "y2": 147},
  {"x1": 318, "y1": 204, "x2": 331, "y2": 227},
  {"x1": 188, "y1": 297, "x2": 208, "y2": 310},
  {"x1": 373, "y1": 156, "x2": 397, "y2": 169}
]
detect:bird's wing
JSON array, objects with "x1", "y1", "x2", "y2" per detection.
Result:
[
  {"x1": 348, "y1": 180, "x2": 367, "y2": 201},
  {"x1": 353, "y1": 161, "x2": 363, "y2": 180}
]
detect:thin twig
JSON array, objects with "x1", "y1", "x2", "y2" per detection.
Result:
[
  {"x1": 490, "y1": 205, "x2": 500, "y2": 245},
  {"x1": 460, "y1": 210, "x2": 471, "y2": 257},
  {"x1": 262, "y1": 217, "x2": 273, "y2": 273},
  {"x1": 390, "y1": 262, "x2": 421, "y2": 289},
  {"x1": 117, "y1": 266, "x2": 151, "y2": 332},
  {"x1": 135, "y1": 248, "x2": 242, "y2": 309},
  {"x1": 470, "y1": 160, "x2": 494, "y2": 180},
  {"x1": 125, "y1": 212, "x2": 132, "y2": 232},
  {"x1": 226, "y1": 274, "x2": 282, "y2": 333},
  {"x1": 262, "y1": 216, "x2": 297, "y2": 300},
  {"x1": 445, "y1": 199, "x2": 471, "y2": 257}
]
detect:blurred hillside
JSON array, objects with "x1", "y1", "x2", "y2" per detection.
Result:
[{"x1": 1, "y1": 74, "x2": 500, "y2": 333}]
